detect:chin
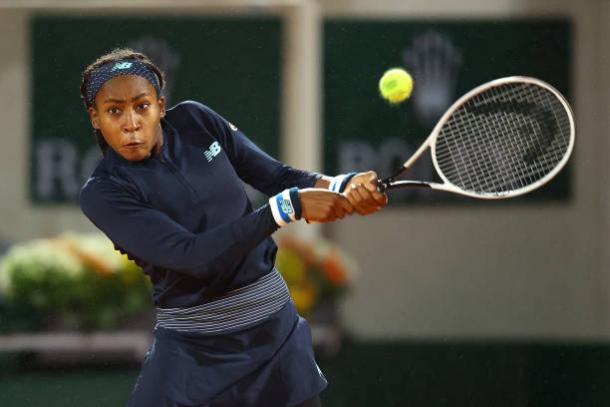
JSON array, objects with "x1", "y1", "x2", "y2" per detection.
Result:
[{"x1": 121, "y1": 147, "x2": 151, "y2": 162}]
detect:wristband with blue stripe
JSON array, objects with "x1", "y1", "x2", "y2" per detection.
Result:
[
  {"x1": 288, "y1": 187, "x2": 302, "y2": 220},
  {"x1": 269, "y1": 187, "x2": 301, "y2": 227},
  {"x1": 329, "y1": 172, "x2": 357, "y2": 193}
]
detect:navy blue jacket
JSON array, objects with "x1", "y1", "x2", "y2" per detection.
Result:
[{"x1": 80, "y1": 101, "x2": 319, "y2": 308}]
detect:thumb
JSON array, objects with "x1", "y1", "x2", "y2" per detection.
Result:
[{"x1": 364, "y1": 172, "x2": 379, "y2": 191}]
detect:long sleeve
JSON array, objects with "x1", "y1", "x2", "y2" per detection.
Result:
[
  {"x1": 80, "y1": 177, "x2": 279, "y2": 280},
  {"x1": 183, "y1": 101, "x2": 321, "y2": 195}
]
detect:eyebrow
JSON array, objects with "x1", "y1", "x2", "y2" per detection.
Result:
[{"x1": 102, "y1": 93, "x2": 151, "y2": 104}]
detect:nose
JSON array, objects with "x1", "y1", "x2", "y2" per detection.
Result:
[{"x1": 122, "y1": 108, "x2": 141, "y2": 134}]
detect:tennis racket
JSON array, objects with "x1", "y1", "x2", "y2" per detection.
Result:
[{"x1": 377, "y1": 76, "x2": 575, "y2": 199}]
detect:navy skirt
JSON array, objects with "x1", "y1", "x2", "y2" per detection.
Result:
[{"x1": 127, "y1": 301, "x2": 327, "y2": 407}]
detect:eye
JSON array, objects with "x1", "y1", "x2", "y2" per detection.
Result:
[
  {"x1": 107, "y1": 107, "x2": 121, "y2": 115},
  {"x1": 137, "y1": 103, "x2": 151, "y2": 111}
]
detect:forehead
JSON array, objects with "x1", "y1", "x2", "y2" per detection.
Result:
[{"x1": 96, "y1": 75, "x2": 157, "y2": 101}]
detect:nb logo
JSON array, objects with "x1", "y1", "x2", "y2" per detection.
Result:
[
  {"x1": 280, "y1": 199, "x2": 294, "y2": 215},
  {"x1": 112, "y1": 62, "x2": 133, "y2": 71},
  {"x1": 204, "y1": 141, "x2": 222, "y2": 162}
]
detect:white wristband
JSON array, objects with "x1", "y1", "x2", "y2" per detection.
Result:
[
  {"x1": 269, "y1": 188, "x2": 300, "y2": 227},
  {"x1": 328, "y1": 172, "x2": 357, "y2": 193}
]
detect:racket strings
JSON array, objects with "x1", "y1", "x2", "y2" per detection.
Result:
[{"x1": 434, "y1": 82, "x2": 572, "y2": 195}]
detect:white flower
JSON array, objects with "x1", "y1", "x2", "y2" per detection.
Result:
[
  {"x1": 0, "y1": 239, "x2": 84, "y2": 297},
  {"x1": 60, "y1": 232, "x2": 124, "y2": 274}
]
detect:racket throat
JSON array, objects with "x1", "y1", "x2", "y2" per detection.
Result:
[
  {"x1": 379, "y1": 139, "x2": 433, "y2": 192},
  {"x1": 378, "y1": 176, "x2": 434, "y2": 191},
  {"x1": 385, "y1": 180, "x2": 433, "y2": 190}
]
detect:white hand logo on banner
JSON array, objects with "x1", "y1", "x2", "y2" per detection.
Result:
[
  {"x1": 128, "y1": 37, "x2": 180, "y2": 105},
  {"x1": 402, "y1": 31, "x2": 463, "y2": 127}
]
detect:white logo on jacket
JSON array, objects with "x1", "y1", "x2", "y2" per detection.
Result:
[{"x1": 204, "y1": 141, "x2": 222, "y2": 162}]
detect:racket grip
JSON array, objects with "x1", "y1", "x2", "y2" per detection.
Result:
[{"x1": 377, "y1": 178, "x2": 390, "y2": 193}]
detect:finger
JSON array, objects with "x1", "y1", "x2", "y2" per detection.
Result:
[
  {"x1": 352, "y1": 182, "x2": 373, "y2": 203},
  {"x1": 333, "y1": 204, "x2": 346, "y2": 219},
  {"x1": 332, "y1": 202, "x2": 345, "y2": 219},
  {"x1": 354, "y1": 184, "x2": 378, "y2": 214},
  {"x1": 360, "y1": 189, "x2": 383, "y2": 214},
  {"x1": 345, "y1": 184, "x2": 366, "y2": 214},
  {"x1": 371, "y1": 190, "x2": 389, "y2": 205},
  {"x1": 349, "y1": 184, "x2": 371, "y2": 215},
  {"x1": 344, "y1": 190, "x2": 358, "y2": 209},
  {"x1": 343, "y1": 184, "x2": 362, "y2": 213},
  {"x1": 339, "y1": 195, "x2": 355, "y2": 215},
  {"x1": 338, "y1": 195, "x2": 356, "y2": 220},
  {"x1": 363, "y1": 173, "x2": 379, "y2": 192}
]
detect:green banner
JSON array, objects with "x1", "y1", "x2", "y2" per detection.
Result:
[
  {"x1": 30, "y1": 16, "x2": 281, "y2": 204},
  {"x1": 323, "y1": 19, "x2": 572, "y2": 204}
]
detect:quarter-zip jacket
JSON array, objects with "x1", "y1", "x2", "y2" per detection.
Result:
[{"x1": 80, "y1": 101, "x2": 319, "y2": 308}]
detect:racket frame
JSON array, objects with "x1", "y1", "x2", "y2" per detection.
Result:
[{"x1": 380, "y1": 76, "x2": 575, "y2": 199}]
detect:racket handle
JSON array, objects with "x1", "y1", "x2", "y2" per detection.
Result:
[
  {"x1": 378, "y1": 166, "x2": 409, "y2": 193},
  {"x1": 378, "y1": 179, "x2": 433, "y2": 191},
  {"x1": 377, "y1": 178, "x2": 390, "y2": 193}
]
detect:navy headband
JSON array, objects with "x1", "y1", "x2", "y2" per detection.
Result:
[{"x1": 85, "y1": 59, "x2": 161, "y2": 106}]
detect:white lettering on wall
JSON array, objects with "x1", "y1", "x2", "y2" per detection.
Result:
[
  {"x1": 338, "y1": 138, "x2": 436, "y2": 202},
  {"x1": 35, "y1": 141, "x2": 101, "y2": 202},
  {"x1": 81, "y1": 146, "x2": 103, "y2": 185}
]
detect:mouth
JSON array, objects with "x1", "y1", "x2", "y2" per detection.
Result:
[{"x1": 123, "y1": 142, "x2": 145, "y2": 150}]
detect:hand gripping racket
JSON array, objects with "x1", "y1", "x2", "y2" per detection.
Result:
[{"x1": 378, "y1": 76, "x2": 575, "y2": 199}]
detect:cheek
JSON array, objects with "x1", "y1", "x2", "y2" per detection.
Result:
[
  {"x1": 98, "y1": 120, "x2": 122, "y2": 143},
  {"x1": 143, "y1": 110, "x2": 162, "y2": 129},
  {"x1": 99, "y1": 115, "x2": 118, "y2": 128}
]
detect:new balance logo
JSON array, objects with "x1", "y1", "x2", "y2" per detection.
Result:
[
  {"x1": 204, "y1": 141, "x2": 222, "y2": 162},
  {"x1": 280, "y1": 199, "x2": 294, "y2": 215},
  {"x1": 112, "y1": 62, "x2": 133, "y2": 71}
]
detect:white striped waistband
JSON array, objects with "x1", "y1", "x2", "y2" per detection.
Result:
[{"x1": 155, "y1": 269, "x2": 290, "y2": 334}]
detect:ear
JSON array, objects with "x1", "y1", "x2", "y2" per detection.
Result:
[
  {"x1": 87, "y1": 106, "x2": 100, "y2": 129},
  {"x1": 158, "y1": 96, "x2": 166, "y2": 118}
]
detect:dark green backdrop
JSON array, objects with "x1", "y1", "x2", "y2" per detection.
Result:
[
  {"x1": 30, "y1": 16, "x2": 281, "y2": 204},
  {"x1": 30, "y1": 17, "x2": 572, "y2": 205},
  {"x1": 323, "y1": 19, "x2": 572, "y2": 204}
]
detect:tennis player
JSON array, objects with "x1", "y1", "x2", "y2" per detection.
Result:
[{"x1": 79, "y1": 48, "x2": 387, "y2": 407}]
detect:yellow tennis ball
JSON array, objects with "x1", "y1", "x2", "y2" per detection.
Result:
[{"x1": 379, "y1": 68, "x2": 413, "y2": 104}]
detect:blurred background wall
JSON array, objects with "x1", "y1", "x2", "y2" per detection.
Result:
[
  {"x1": 2, "y1": 1, "x2": 610, "y2": 406},
  {"x1": 0, "y1": 0, "x2": 605, "y2": 341}
]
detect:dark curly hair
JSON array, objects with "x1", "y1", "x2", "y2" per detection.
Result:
[{"x1": 80, "y1": 48, "x2": 166, "y2": 153}]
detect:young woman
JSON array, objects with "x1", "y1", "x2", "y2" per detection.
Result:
[{"x1": 79, "y1": 48, "x2": 387, "y2": 407}]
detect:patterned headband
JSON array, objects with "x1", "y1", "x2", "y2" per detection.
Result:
[{"x1": 85, "y1": 59, "x2": 161, "y2": 106}]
